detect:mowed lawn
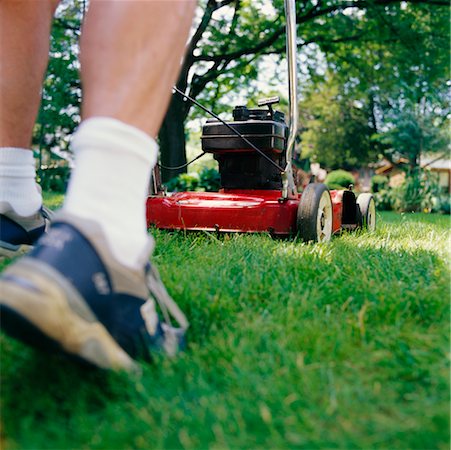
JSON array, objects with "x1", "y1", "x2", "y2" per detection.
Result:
[{"x1": 1, "y1": 194, "x2": 449, "y2": 449}]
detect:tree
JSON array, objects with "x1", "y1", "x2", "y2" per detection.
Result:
[
  {"x1": 312, "y1": 1, "x2": 450, "y2": 168},
  {"x1": 300, "y1": 73, "x2": 375, "y2": 170},
  {"x1": 33, "y1": 0, "x2": 448, "y2": 180},
  {"x1": 33, "y1": 1, "x2": 82, "y2": 169},
  {"x1": 377, "y1": 96, "x2": 449, "y2": 169},
  {"x1": 159, "y1": 0, "x2": 448, "y2": 180}
]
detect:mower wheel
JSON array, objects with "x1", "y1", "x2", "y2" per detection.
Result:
[
  {"x1": 297, "y1": 183, "x2": 333, "y2": 243},
  {"x1": 357, "y1": 193, "x2": 376, "y2": 231}
]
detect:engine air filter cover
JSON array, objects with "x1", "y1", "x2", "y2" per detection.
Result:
[{"x1": 201, "y1": 106, "x2": 288, "y2": 154}]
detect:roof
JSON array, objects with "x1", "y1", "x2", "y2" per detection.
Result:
[
  {"x1": 374, "y1": 155, "x2": 451, "y2": 175},
  {"x1": 420, "y1": 157, "x2": 451, "y2": 171}
]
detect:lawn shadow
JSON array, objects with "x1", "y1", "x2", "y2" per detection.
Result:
[{"x1": 0, "y1": 339, "x2": 135, "y2": 445}]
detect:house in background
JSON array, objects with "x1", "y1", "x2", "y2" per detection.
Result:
[
  {"x1": 421, "y1": 156, "x2": 451, "y2": 193},
  {"x1": 373, "y1": 155, "x2": 451, "y2": 193}
]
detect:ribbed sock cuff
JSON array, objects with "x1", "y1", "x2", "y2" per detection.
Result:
[
  {"x1": 71, "y1": 117, "x2": 158, "y2": 168},
  {"x1": 0, "y1": 147, "x2": 36, "y2": 178},
  {"x1": 0, "y1": 147, "x2": 41, "y2": 216},
  {"x1": 63, "y1": 117, "x2": 158, "y2": 268}
]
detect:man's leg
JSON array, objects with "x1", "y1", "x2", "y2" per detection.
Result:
[
  {"x1": 80, "y1": 0, "x2": 195, "y2": 137},
  {"x1": 64, "y1": 0, "x2": 196, "y2": 269},
  {"x1": 0, "y1": 0, "x2": 196, "y2": 370},
  {"x1": 0, "y1": 0, "x2": 59, "y2": 148},
  {"x1": 0, "y1": 1, "x2": 59, "y2": 254}
]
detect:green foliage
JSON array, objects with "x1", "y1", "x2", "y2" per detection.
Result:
[
  {"x1": 307, "y1": 1, "x2": 450, "y2": 169},
  {"x1": 301, "y1": 75, "x2": 375, "y2": 169},
  {"x1": 33, "y1": 2, "x2": 82, "y2": 163},
  {"x1": 189, "y1": 0, "x2": 448, "y2": 117},
  {"x1": 375, "y1": 169, "x2": 445, "y2": 213},
  {"x1": 391, "y1": 169, "x2": 442, "y2": 213},
  {"x1": 157, "y1": 0, "x2": 449, "y2": 176},
  {"x1": 371, "y1": 175, "x2": 389, "y2": 193},
  {"x1": 373, "y1": 189, "x2": 393, "y2": 211},
  {"x1": 165, "y1": 173, "x2": 200, "y2": 192},
  {"x1": 198, "y1": 167, "x2": 221, "y2": 192},
  {"x1": 431, "y1": 195, "x2": 451, "y2": 215},
  {"x1": 37, "y1": 166, "x2": 70, "y2": 193},
  {"x1": 187, "y1": 0, "x2": 286, "y2": 117},
  {"x1": 325, "y1": 169, "x2": 354, "y2": 190},
  {"x1": 1, "y1": 211, "x2": 449, "y2": 449},
  {"x1": 375, "y1": 98, "x2": 449, "y2": 168},
  {"x1": 165, "y1": 167, "x2": 220, "y2": 192},
  {"x1": 38, "y1": 0, "x2": 449, "y2": 176},
  {"x1": 42, "y1": 191, "x2": 65, "y2": 210}
]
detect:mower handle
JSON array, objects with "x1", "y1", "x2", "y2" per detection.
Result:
[{"x1": 281, "y1": 0, "x2": 299, "y2": 199}]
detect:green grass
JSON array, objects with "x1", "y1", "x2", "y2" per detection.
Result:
[
  {"x1": 1, "y1": 206, "x2": 449, "y2": 449},
  {"x1": 42, "y1": 191, "x2": 65, "y2": 211}
]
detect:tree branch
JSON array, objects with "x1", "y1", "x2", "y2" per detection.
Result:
[
  {"x1": 180, "y1": 0, "x2": 447, "y2": 103},
  {"x1": 194, "y1": 0, "x2": 374, "y2": 63},
  {"x1": 189, "y1": 59, "x2": 231, "y2": 101},
  {"x1": 177, "y1": 0, "x2": 238, "y2": 92},
  {"x1": 189, "y1": 0, "x2": 235, "y2": 55}
]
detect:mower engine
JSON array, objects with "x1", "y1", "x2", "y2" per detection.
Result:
[{"x1": 201, "y1": 99, "x2": 287, "y2": 190}]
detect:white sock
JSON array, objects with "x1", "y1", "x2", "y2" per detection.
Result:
[
  {"x1": 0, "y1": 147, "x2": 42, "y2": 217},
  {"x1": 63, "y1": 117, "x2": 158, "y2": 269}
]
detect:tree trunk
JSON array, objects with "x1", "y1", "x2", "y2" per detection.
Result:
[{"x1": 158, "y1": 94, "x2": 188, "y2": 182}]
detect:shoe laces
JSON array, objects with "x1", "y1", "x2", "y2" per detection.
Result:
[
  {"x1": 144, "y1": 264, "x2": 189, "y2": 356},
  {"x1": 40, "y1": 206, "x2": 54, "y2": 222}
]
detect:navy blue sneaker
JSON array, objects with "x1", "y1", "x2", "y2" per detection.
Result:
[
  {"x1": 0, "y1": 212, "x2": 188, "y2": 371},
  {"x1": 0, "y1": 207, "x2": 52, "y2": 258}
]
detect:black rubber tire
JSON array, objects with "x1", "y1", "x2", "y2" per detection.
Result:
[
  {"x1": 356, "y1": 193, "x2": 376, "y2": 231},
  {"x1": 297, "y1": 183, "x2": 333, "y2": 243}
]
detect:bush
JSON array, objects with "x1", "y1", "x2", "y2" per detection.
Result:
[
  {"x1": 165, "y1": 167, "x2": 220, "y2": 192},
  {"x1": 431, "y1": 194, "x2": 451, "y2": 215},
  {"x1": 373, "y1": 189, "x2": 393, "y2": 211},
  {"x1": 198, "y1": 167, "x2": 221, "y2": 192},
  {"x1": 391, "y1": 168, "x2": 441, "y2": 213},
  {"x1": 165, "y1": 173, "x2": 199, "y2": 192},
  {"x1": 371, "y1": 175, "x2": 389, "y2": 193},
  {"x1": 325, "y1": 170, "x2": 354, "y2": 190}
]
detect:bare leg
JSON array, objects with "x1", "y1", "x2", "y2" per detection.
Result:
[
  {"x1": 64, "y1": 0, "x2": 197, "y2": 268},
  {"x1": 0, "y1": 0, "x2": 59, "y2": 217},
  {"x1": 80, "y1": 0, "x2": 196, "y2": 138},
  {"x1": 0, "y1": 0, "x2": 196, "y2": 369},
  {"x1": 0, "y1": 0, "x2": 59, "y2": 148}
]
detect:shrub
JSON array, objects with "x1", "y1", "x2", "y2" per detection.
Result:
[
  {"x1": 165, "y1": 167, "x2": 220, "y2": 192},
  {"x1": 165, "y1": 173, "x2": 199, "y2": 192},
  {"x1": 431, "y1": 194, "x2": 451, "y2": 215},
  {"x1": 198, "y1": 167, "x2": 221, "y2": 192},
  {"x1": 373, "y1": 189, "x2": 393, "y2": 211},
  {"x1": 325, "y1": 170, "x2": 354, "y2": 190},
  {"x1": 391, "y1": 168, "x2": 441, "y2": 213},
  {"x1": 371, "y1": 175, "x2": 389, "y2": 193}
]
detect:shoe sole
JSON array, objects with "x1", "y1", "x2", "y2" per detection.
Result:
[
  {"x1": 0, "y1": 304, "x2": 102, "y2": 369},
  {"x1": 0, "y1": 257, "x2": 137, "y2": 372}
]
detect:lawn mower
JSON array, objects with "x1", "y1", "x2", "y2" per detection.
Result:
[{"x1": 146, "y1": 0, "x2": 376, "y2": 242}]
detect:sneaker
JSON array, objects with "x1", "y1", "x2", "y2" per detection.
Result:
[
  {"x1": 0, "y1": 212, "x2": 188, "y2": 371},
  {"x1": 0, "y1": 207, "x2": 53, "y2": 258}
]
